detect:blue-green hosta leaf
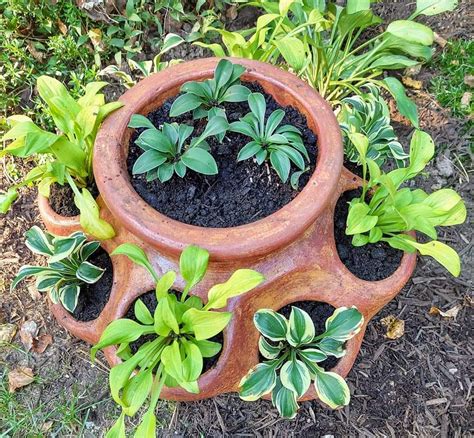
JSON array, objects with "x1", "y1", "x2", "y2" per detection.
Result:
[
  {"x1": 134, "y1": 299, "x2": 154, "y2": 325},
  {"x1": 276, "y1": 145, "x2": 306, "y2": 171},
  {"x1": 136, "y1": 128, "x2": 175, "y2": 154},
  {"x1": 191, "y1": 339, "x2": 222, "y2": 358},
  {"x1": 386, "y1": 20, "x2": 434, "y2": 46},
  {"x1": 280, "y1": 358, "x2": 311, "y2": 398},
  {"x1": 270, "y1": 150, "x2": 291, "y2": 183},
  {"x1": 174, "y1": 160, "x2": 187, "y2": 178},
  {"x1": 181, "y1": 81, "x2": 211, "y2": 99},
  {"x1": 265, "y1": 109, "x2": 285, "y2": 137},
  {"x1": 287, "y1": 307, "x2": 315, "y2": 346},
  {"x1": 272, "y1": 379, "x2": 299, "y2": 419},
  {"x1": 59, "y1": 284, "x2": 81, "y2": 312},
  {"x1": 76, "y1": 261, "x2": 104, "y2": 284},
  {"x1": 121, "y1": 368, "x2": 153, "y2": 416},
  {"x1": 222, "y1": 84, "x2": 251, "y2": 103},
  {"x1": 317, "y1": 338, "x2": 346, "y2": 358},
  {"x1": 259, "y1": 336, "x2": 283, "y2": 360},
  {"x1": 128, "y1": 114, "x2": 155, "y2": 129},
  {"x1": 214, "y1": 59, "x2": 234, "y2": 92},
  {"x1": 199, "y1": 116, "x2": 229, "y2": 141},
  {"x1": 205, "y1": 269, "x2": 265, "y2": 310},
  {"x1": 229, "y1": 121, "x2": 258, "y2": 138},
  {"x1": 157, "y1": 162, "x2": 174, "y2": 183},
  {"x1": 180, "y1": 245, "x2": 209, "y2": 293},
  {"x1": 169, "y1": 93, "x2": 203, "y2": 117},
  {"x1": 254, "y1": 309, "x2": 288, "y2": 341},
  {"x1": 112, "y1": 243, "x2": 157, "y2": 281},
  {"x1": 24, "y1": 226, "x2": 54, "y2": 256},
  {"x1": 248, "y1": 93, "x2": 266, "y2": 129},
  {"x1": 313, "y1": 367, "x2": 351, "y2": 409},
  {"x1": 181, "y1": 148, "x2": 218, "y2": 175},
  {"x1": 132, "y1": 150, "x2": 168, "y2": 174},
  {"x1": 237, "y1": 141, "x2": 262, "y2": 161},
  {"x1": 239, "y1": 362, "x2": 278, "y2": 401},
  {"x1": 322, "y1": 307, "x2": 364, "y2": 342},
  {"x1": 133, "y1": 409, "x2": 156, "y2": 438},
  {"x1": 181, "y1": 308, "x2": 232, "y2": 341}
]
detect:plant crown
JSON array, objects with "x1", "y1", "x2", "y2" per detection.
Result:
[
  {"x1": 11, "y1": 226, "x2": 104, "y2": 312},
  {"x1": 239, "y1": 305, "x2": 364, "y2": 418},
  {"x1": 92, "y1": 243, "x2": 265, "y2": 437}
]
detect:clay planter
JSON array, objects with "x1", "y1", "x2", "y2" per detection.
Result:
[{"x1": 37, "y1": 58, "x2": 417, "y2": 403}]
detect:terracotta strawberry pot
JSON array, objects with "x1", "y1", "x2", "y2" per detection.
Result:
[
  {"x1": 37, "y1": 193, "x2": 81, "y2": 236},
  {"x1": 38, "y1": 58, "x2": 417, "y2": 402}
]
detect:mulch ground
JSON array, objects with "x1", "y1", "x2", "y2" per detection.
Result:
[{"x1": 1, "y1": 1, "x2": 473, "y2": 437}]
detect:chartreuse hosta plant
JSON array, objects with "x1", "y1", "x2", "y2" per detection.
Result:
[
  {"x1": 230, "y1": 92, "x2": 309, "y2": 183},
  {"x1": 0, "y1": 76, "x2": 122, "y2": 239},
  {"x1": 346, "y1": 130, "x2": 466, "y2": 277},
  {"x1": 239, "y1": 306, "x2": 364, "y2": 418},
  {"x1": 169, "y1": 59, "x2": 250, "y2": 120},
  {"x1": 92, "y1": 243, "x2": 264, "y2": 437},
  {"x1": 11, "y1": 226, "x2": 104, "y2": 312},
  {"x1": 338, "y1": 84, "x2": 407, "y2": 167},
  {"x1": 128, "y1": 115, "x2": 228, "y2": 182}
]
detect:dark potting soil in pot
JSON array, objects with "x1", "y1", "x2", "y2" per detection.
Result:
[
  {"x1": 125, "y1": 291, "x2": 223, "y2": 373},
  {"x1": 126, "y1": 82, "x2": 318, "y2": 228},
  {"x1": 334, "y1": 189, "x2": 403, "y2": 281},
  {"x1": 275, "y1": 301, "x2": 339, "y2": 370},
  {"x1": 72, "y1": 248, "x2": 114, "y2": 321},
  {"x1": 49, "y1": 182, "x2": 99, "y2": 217}
]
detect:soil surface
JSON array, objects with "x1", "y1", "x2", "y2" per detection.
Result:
[
  {"x1": 72, "y1": 249, "x2": 113, "y2": 322},
  {"x1": 125, "y1": 290, "x2": 223, "y2": 373},
  {"x1": 278, "y1": 301, "x2": 339, "y2": 370},
  {"x1": 127, "y1": 82, "x2": 318, "y2": 227},
  {"x1": 49, "y1": 182, "x2": 99, "y2": 217},
  {"x1": 334, "y1": 189, "x2": 403, "y2": 281}
]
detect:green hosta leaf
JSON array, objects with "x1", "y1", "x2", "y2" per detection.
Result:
[
  {"x1": 24, "y1": 226, "x2": 54, "y2": 256},
  {"x1": 424, "y1": 189, "x2": 466, "y2": 226},
  {"x1": 76, "y1": 261, "x2": 104, "y2": 284},
  {"x1": 112, "y1": 243, "x2": 157, "y2": 281},
  {"x1": 59, "y1": 284, "x2": 81, "y2": 312},
  {"x1": 348, "y1": 133, "x2": 369, "y2": 163},
  {"x1": 134, "y1": 299, "x2": 154, "y2": 325},
  {"x1": 239, "y1": 362, "x2": 278, "y2": 401},
  {"x1": 386, "y1": 20, "x2": 434, "y2": 46},
  {"x1": 122, "y1": 369, "x2": 153, "y2": 416},
  {"x1": 222, "y1": 85, "x2": 251, "y2": 103},
  {"x1": 192, "y1": 339, "x2": 222, "y2": 358},
  {"x1": 346, "y1": 0, "x2": 371, "y2": 13},
  {"x1": 383, "y1": 77, "x2": 419, "y2": 128},
  {"x1": 298, "y1": 348, "x2": 327, "y2": 363},
  {"x1": 205, "y1": 269, "x2": 264, "y2": 310},
  {"x1": 322, "y1": 307, "x2": 364, "y2": 342},
  {"x1": 180, "y1": 245, "x2": 209, "y2": 293},
  {"x1": 136, "y1": 128, "x2": 175, "y2": 154},
  {"x1": 169, "y1": 94, "x2": 203, "y2": 117},
  {"x1": 155, "y1": 271, "x2": 176, "y2": 299},
  {"x1": 214, "y1": 59, "x2": 234, "y2": 90},
  {"x1": 154, "y1": 295, "x2": 179, "y2": 336},
  {"x1": 132, "y1": 150, "x2": 167, "y2": 174},
  {"x1": 370, "y1": 55, "x2": 420, "y2": 70},
  {"x1": 199, "y1": 116, "x2": 229, "y2": 140},
  {"x1": 182, "y1": 308, "x2": 232, "y2": 340},
  {"x1": 161, "y1": 341, "x2": 185, "y2": 383},
  {"x1": 229, "y1": 121, "x2": 257, "y2": 138},
  {"x1": 0, "y1": 187, "x2": 19, "y2": 213},
  {"x1": 273, "y1": 379, "x2": 299, "y2": 419},
  {"x1": 287, "y1": 307, "x2": 315, "y2": 346},
  {"x1": 270, "y1": 150, "x2": 291, "y2": 183},
  {"x1": 128, "y1": 114, "x2": 155, "y2": 129},
  {"x1": 346, "y1": 202, "x2": 378, "y2": 235},
  {"x1": 259, "y1": 336, "x2": 283, "y2": 360},
  {"x1": 181, "y1": 148, "x2": 218, "y2": 175},
  {"x1": 248, "y1": 93, "x2": 266, "y2": 126},
  {"x1": 106, "y1": 412, "x2": 126, "y2": 438},
  {"x1": 237, "y1": 141, "x2": 262, "y2": 161},
  {"x1": 133, "y1": 409, "x2": 156, "y2": 438},
  {"x1": 415, "y1": 0, "x2": 458, "y2": 16},
  {"x1": 280, "y1": 358, "x2": 311, "y2": 398},
  {"x1": 254, "y1": 309, "x2": 288, "y2": 341},
  {"x1": 313, "y1": 367, "x2": 351, "y2": 409},
  {"x1": 182, "y1": 339, "x2": 203, "y2": 382},
  {"x1": 406, "y1": 130, "x2": 434, "y2": 177},
  {"x1": 279, "y1": 0, "x2": 296, "y2": 15},
  {"x1": 317, "y1": 338, "x2": 346, "y2": 358},
  {"x1": 275, "y1": 37, "x2": 306, "y2": 71}
]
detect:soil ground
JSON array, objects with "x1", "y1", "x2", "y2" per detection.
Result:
[{"x1": 1, "y1": 1, "x2": 472, "y2": 437}]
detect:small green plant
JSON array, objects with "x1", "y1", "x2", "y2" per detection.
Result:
[
  {"x1": 169, "y1": 59, "x2": 250, "y2": 119},
  {"x1": 11, "y1": 226, "x2": 104, "y2": 312},
  {"x1": 239, "y1": 305, "x2": 364, "y2": 418},
  {"x1": 229, "y1": 92, "x2": 309, "y2": 183},
  {"x1": 0, "y1": 76, "x2": 122, "y2": 239},
  {"x1": 129, "y1": 114, "x2": 228, "y2": 182},
  {"x1": 338, "y1": 84, "x2": 408, "y2": 167},
  {"x1": 345, "y1": 130, "x2": 466, "y2": 277},
  {"x1": 92, "y1": 243, "x2": 265, "y2": 437}
]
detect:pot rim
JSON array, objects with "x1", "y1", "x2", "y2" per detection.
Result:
[{"x1": 94, "y1": 57, "x2": 343, "y2": 261}]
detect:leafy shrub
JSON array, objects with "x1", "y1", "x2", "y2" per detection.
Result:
[
  {"x1": 345, "y1": 130, "x2": 466, "y2": 276},
  {"x1": 92, "y1": 243, "x2": 264, "y2": 437},
  {"x1": 11, "y1": 226, "x2": 104, "y2": 312},
  {"x1": 239, "y1": 305, "x2": 364, "y2": 418}
]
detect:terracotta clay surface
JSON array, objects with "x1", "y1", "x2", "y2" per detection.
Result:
[{"x1": 38, "y1": 58, "x2": 417, "y2": 403}]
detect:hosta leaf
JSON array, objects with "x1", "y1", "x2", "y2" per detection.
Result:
[
  {"x1": 154, "y1": 295, "x2": 179, "y2": 336},
  {"x1": 275, "y1": 37, "x2": 306, "y2": 71},
  {"x1": 317, "y1": 338, "x2": 346, "y2": 358},
  {"x1": 259, "y1": 336, "x2": 283, "y2": 360},
  {"x1": 80, "y1": 241, "x2": 100, "y2": 260},
  {"x1": 214, "y1": 59, "x2": 234, "y2": 91},
  {"x1": 383, "y1": 77, "x2": 419, "y2": 128},
  {"x1": 192, "y1": 339, "x2": 222, "y2": 358},
  {"x1": 24, "y1": 226, "x2": 54, "y2": 256},
  {"x1": 406, "y1": 130, "x2": 435, "y2": 177},
  {"x1": 322, "y1": 307, "x2": 364, "y2": 342},
  {"x1": 155, "y1": 271, "x2": 176, "y2": 299},
  {"x1": 273, "y1": 381, "x2": 299, "y2": 419},
  {"x1": 133, "y1": 409, "x2": 156, "y2": 438},
  {"x1": 122, "y1": 368, "x2": 153, "y2": 416},
  {"x1": 161, "y1": 341, "x2": 184, "y2": 383},
  {"x1": 136, "y1": 128, "x2": 175, "y2": 154},
  {"x1": 169, "y1": 94, "x2": 203, "y2": 117},
  {"x1": 132, "y1": 150, "x2": 167, "y2": 174},
  {"x1": 346, "y1": 202, "x2": 378, "y2": 235},
  {"x1": 182, "y1": 339, "x2": 203, "y2": 382},
  {"x1": 180, "y1": 245, "x2": 209, "y2": 293},
  {"x1": 134, "y1": 299, "x2": 154, "y2": 325},
  {"x1": 313, "y1": 367, "x2": 351, "y2": 409},
  {"x1": 157, "y1": 162, "x2": 174, "y2": 183},
  {"x1": 76, "y1": 261, "x2": 104, "y2": 284},
  {"x1": 11, "y1": 266, "x2": 57, "y2": 290},
  {"x1": 59, "y1": 284, "x2": 81, "y2": 312},
  {"x1": 270, "y1": 150, "x2": 291, "y2": 183},
  {"x1": 229, "y1": 121, "x2": 257, "y2": 138},
  {"x1": 181, "y1": 148, "x2": 218, "y2": 175},
  {"x1": 128, "y1": 114, "x2": 155, "y2": 129},
  {"x1": 239, "y1": 362, "x2": 278, "y2": 401},
  {"x1": 222, "y1": 84, "x2": 251, "y2": 103},
  {"x1": 182, "y1": 308, "x2": 232, "y2": 340},
  {"x1": 248, "y1": 93, "x2": 266, "y2": 128},
  {"x1": 415, "y1": 0, "x2": 458, "y2": 16},
  {"x1": 298, "y1": 348, "x2": 328, "y2": 363},
  {"x1": 112, "y1": 243, "x2": 157, "y2": 281},
  {"x1": 287, "y1": 307, "x2": 315, "y2": 346},
  {"x1": 237, "y1": 141, "x2": 262, "y2": 161},
  {"x1": 106, "y1": 412, "x2": 126, "y2": 438},
  {"x1": 386, "y1": 20, "x2": 434, "y2": 46},
  {"x1": 254, "y1": 309, "x2": 288, "y2": 341},
  {"x1": 280, "y1": 358, "x2": 311, "y2": 398},
  {"x1": 0, "y1": 187, "x2": 19, "y2": 213}
]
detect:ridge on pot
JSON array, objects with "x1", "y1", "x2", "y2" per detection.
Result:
[{"x1": 94, "y1": 57, "x2": 343, "y2": 262}]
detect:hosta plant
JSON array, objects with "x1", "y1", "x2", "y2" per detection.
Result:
[
  {"x1": 11, "y1": 226, "x2": 104, "y2": 312},
  {"x1": 230, "y1": 92, "x2": 309, "y2": 183},
  {"x1": 169, "y1": 59, "x2": 250, "y2": 119},
  {"x1": 92, "y1": 243, "x2": 265, "y2": 437},
  {"x1": 345, "y1": 130, "x2": 466, "y2": 277},
  {"x1": 338, "y1": 84, "x2": 408, "y2": 167},
  {"x1": 0, "y1": 76, "x2": 122, "y2": 239},
  {"x1": 239, "y1": 306, "x2": 364, "y2": 418},
  {"x1": 129, "y1": 114, "x2": 228, "y2": 182}
]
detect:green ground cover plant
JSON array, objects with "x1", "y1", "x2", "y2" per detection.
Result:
[{"x1": 92, "y1": 243, "x2": 264, "y2": 437}]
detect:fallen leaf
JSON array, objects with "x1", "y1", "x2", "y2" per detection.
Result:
[
  {"x1": 405, "y1": 64, "x2": 422, "y2": 76},
  {"x1": 402, "y1": 76, "x2": 423, "y2": 90},
  {"x1": 226, "y1": 5, "x2": 238, "y2": 20},
  {"x1": 0, "y1": 323, "x2": 17, "y2": 344},
  {"x1": 19, "y1": 320, "x2": 38, "y2": 351},
  {"x1": 41, "y1": 421, "x2": 53, "y2": 433},
  {"x1": 464, "y1": 75, "x2": 474, "y2": 88},
  {"x1": 88, "y1": 28, "x2": 104, "y2": 51},
  {"x1": 27, "y1": 42, "x2": 45, "y2": 62},
  {"x1": 8, "y1": 367, "x2": 35, "y2": 392},
  {"x1": 460, "y1": 92, "x2": 472, "y2": 108},
  {"x1": 433, "y1": 32, "x2": 447, "y2": 48},
  {"x1": 32, "y1": 334, "x2": 53, "y2": 354},
  {"x1": 429, "y1": 304, "x2": 462, "y2": 319},
  {"x1": 381, "y1": 315, "x2": 405, "y2": 340},
  {"x1": 57, "y1": 19, "x2": 67, "y2": 35}
]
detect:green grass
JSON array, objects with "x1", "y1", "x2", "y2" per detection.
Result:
[{"x1": 430, "y1": 39, "x2": 474, "y2": 119}]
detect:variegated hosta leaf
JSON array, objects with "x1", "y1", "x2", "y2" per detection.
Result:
[
  {"x1": 321, "y1": 307, "x2": 364, "y2": 342},
  {"x1": 24, "y1": 226, "x2": 54, "y2": 256},
  {"x1": 313, "y1": 366, "x2": 351, "y2": 409},
  {"x1": 272, "y1": 378, "x2": 299, "y2": 419},
  {"x1": 76, "y1": 261, "x2": 105, "y2": 283},
  {"x1": 298, "y1": 348, "x2": 327, "y2": 364},
  {"x1": 280, "y1": 358, "x2": 311, "y2": 398},
  {"x1": 239, "y1": 362, "x2": 278, "y2": 401},
  {"x1": 258, "y1": 336, "x2": 283, "y2": 359},
  {"x1": 287, "y1": 306, "x2": 315, "y2": 346},
  {"x1": 11, "y1": 265, "x2": 58, "y2": 290},
  {"x1": 316, "y1": 338, "x2": 346, "y2": 358},
  {"x1": 50, "y1": 231, "x2": 87, "y2": 263},
  {"x1": 254, "y1": 309, "x2": 288, "y2": 341},
  {"x1": 36, "y1": 274, "x2": 63, "y2": 291},
  {"x1": 59, "y1": 284, "x2": 81, "y2": 312}
]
